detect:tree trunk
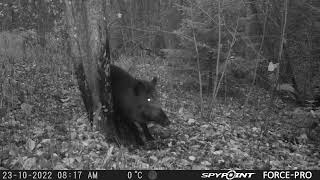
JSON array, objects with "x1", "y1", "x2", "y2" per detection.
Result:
[
  {"x1": 37, "y1": 0, "x2": 47, "y2": 48},
  {"x1": 245, "y1": 0, "x2": 262, "y2": 60},
  {"x1": 208, "y1": 51, "x2": 215, "y2": 94},
  {"x1": 64, "y1": 0, "x2": 115, "y2": 137},
  {"x1": 109, "y1": 0, "x2": 126, "y2": 58}
]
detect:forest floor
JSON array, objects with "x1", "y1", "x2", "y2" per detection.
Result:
[{"x1": 0, "y1": 55, "x2": 320, "y2": 170}]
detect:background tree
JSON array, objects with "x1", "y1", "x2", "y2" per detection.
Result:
[{"x1": 174, "y1": 0, "x2": 320, "y2": 109}]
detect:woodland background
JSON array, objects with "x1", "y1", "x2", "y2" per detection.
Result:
[{"x1": 0, "y1": 0, "x2": 320, "y2": 170}]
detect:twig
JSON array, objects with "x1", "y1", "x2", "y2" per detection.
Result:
[{"x1": 190, "y1": 2, "x2": 204, "y2": 117}]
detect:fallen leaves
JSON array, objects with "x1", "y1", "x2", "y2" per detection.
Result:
[
  {"x1": 1, "y1": 56, "x2": 319, "y2": 170},
  {"x1": 26, "y1": 138, "x2": 36, "y2": 152},
  {"x1": 21, "y1": 103, "x2": 33, "y2": 115}
]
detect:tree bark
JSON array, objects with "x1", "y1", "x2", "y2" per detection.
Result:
[
  {"x1": 37, "y1": 0, "x2": 47, "y2": 48},
  {"x1": 245, "y1": 0, "x2": 262, "y2": 60},
  {"x1": 64, "y1": 0, "x2": 114, "y2": 137}
]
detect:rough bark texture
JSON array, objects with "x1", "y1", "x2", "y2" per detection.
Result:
[
  {"x1": 64, "y1": 0, "x2": 115, "y2": 137},
  {"x1": 64, "y1": 0, "x2": 142, "y2": 145}
]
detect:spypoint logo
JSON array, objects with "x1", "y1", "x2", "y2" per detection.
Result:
[{"x1": 201, "y1": 170, "x2": 255, "y2": 180}]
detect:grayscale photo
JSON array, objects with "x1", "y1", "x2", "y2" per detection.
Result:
[{"x1": 0, "y1": 0, "x2": 319, "y2": 176}]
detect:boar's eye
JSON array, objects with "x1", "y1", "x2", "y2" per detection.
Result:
[{"x1": 147, "y1": 98, "x2": 151, "y2": 102}]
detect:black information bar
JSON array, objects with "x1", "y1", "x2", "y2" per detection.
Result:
[{"x1": 1, "y1": 170, "x2": 319, "y2": 180}]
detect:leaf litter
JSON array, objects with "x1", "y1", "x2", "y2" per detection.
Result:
[{"x1": 0, "y1": 57, "x2": 319, "y2": 170}]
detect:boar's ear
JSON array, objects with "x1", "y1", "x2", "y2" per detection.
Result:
[
  {"x1": 151, "y1": 77, "x2": 157, "y2": 86},
  {"x1": 134, "y1": 81, "x2": 146, "y2": 96}
]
